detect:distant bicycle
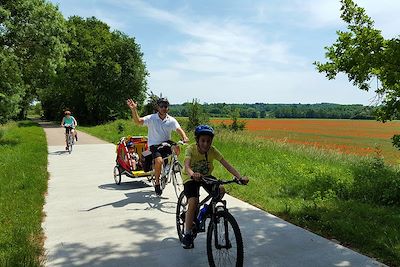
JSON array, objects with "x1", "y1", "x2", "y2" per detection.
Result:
[
  {"x1": 155, "y1": 140, "x2": 185, "y2": 198},
  {"x1": 176, "y1": 176, "x2": 245, "y2": 267},
  {"x1": 64, "y1": 124, "x2": 75, "y2": 154}
]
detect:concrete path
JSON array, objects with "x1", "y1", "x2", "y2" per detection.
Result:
[{"x1": 41, "y1": 122, "x2": 386, "y2": 267}]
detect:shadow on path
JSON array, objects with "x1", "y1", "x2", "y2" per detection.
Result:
[
  {"x1": 85, "y1": 190, "x2": 176, "y2": 214},
  {"x1": 99, "y1": 181, "x2": 151, "y2": 191}
]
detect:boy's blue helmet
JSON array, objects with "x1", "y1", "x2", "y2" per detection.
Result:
[{"x1": 195, "y1": 125, "x2": 214, "y2": 138}]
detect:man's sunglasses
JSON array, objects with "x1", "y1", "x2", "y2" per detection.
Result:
[{"x1": 159, "y1": 105, "x2": 169, "y2": 108}]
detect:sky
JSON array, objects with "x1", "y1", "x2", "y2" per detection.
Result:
[{"x1": 49, "y1": 0, "x2": 400, "y2": 105}]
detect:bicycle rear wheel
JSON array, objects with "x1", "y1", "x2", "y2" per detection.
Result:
[
  {"x1": 68, "y1": 134, "x2": 73, "y2": 154},
  {"x1": 176, "y1": 191, "x2": 187, "y2": 242},
  {"x1": 171, "y1": 163, "x2": 184, "y2": 198},
  {"x1": 206, "y1": 210, "x2": 244, "y2": 267}
]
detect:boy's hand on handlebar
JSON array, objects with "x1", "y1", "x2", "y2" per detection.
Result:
[
  {"x1": 182, "y1": 136, "x2": 189, "y2": 143},
  {"x1": 236, "y1": 176, "x2": 249, "y2": 185},
  {"x1": 191, "y1": 172, "x2": 202, "y2": 181}
]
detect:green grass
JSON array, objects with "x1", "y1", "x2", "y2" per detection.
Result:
[
  {"x1": 0, "y1": 121, "x2": 48, "y2": 267},
  {"x1": 80, "y1": 119, "x2": 400, "y2": 266}
]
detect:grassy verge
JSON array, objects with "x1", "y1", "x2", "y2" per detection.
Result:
[
  {"x1": 0, "y1": 121, "x2": 48, "y2": 267},
  {"x1": 80, "y1": 120, "x2": 400, "y2": 266}
]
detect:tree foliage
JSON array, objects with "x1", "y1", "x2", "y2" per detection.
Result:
[
  {"x1": 186, "y1": 99, "x2": 209, "y2": 130},
  {"x1": 40, "y1": 16, "x2": 148, "y2": 124},
  {"x1": 0, "y1": 50, "x2": 23, "y2": 123},
  {"x1": 168, "y1": 102, "x2": 376, "y2": 119},
  {"x1": 314, "y1": 0, "x2": 400, "y2": 148},
  {"x1": 0, "y1": 0, "x2": 68, "y2": 120}
]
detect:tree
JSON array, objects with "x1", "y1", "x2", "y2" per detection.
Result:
[
  {"x1": 1, "y1": 0, "x2": 68, "y2": 119},
  {"x1": 186, "y1": 99, "x2": 209, "y2": 130},
  {"x1": 0, "y1": 50, "x2": 23, "y2": 123},
  {"x1": 41, "y1": 16, "x2": 148, "y2": 124},
  {"x1": 315, "y1": 0, "x2": 400, "y2": 148}
]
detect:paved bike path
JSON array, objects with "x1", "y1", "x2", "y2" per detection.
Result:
[{"x1": 41, "y1": 123, "x2": 386, "y2": 267}]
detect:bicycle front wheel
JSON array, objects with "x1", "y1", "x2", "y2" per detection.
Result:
[
  {"x1": 207, "y1": 210, "x2": 244, "y2": 267},
  {"x1": 176, "y1": 191, "x2": 187, "y2": 242},
  {"x1": 68, "y1": 135, "x2": 73, "y2": 154},
  {"x1": 171, "y1": 164, "x2": 184, "y2": 198}
]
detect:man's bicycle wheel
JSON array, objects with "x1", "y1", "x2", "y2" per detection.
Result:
[
  {"x1": 171, "y1": 163, "x2": 184, "y2": 198},
  {"x1": 206, "y1": 210, "x2": 244, "y2": 267}
]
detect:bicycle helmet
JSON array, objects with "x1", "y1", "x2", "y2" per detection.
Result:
[
  {"x1": 195, "y1": 125, "x2": 214, "y2": 138},
  {"x1": 64, "y1": 110, "x2": 71, "y2": 115},
  {"x1": 157, "y1": 97, "x2": 169, "y2": 106},
  {"x1": 126, "y1": 141, "x2": 134, "y2": 148}
]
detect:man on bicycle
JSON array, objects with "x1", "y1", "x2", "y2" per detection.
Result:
[
  {"x1": 60, "y1": 110, "x2": 78, "y2": 150},
  {"x1": 127, "y1": 97, "x2": 189, "y2": 196},
  {"x1": 182, "y1": 125, "x2": 249, "y2": 249}
]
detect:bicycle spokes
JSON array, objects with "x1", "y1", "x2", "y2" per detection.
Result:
[{"x1": 207, "y1": 211, "x2": 243, "y2": 267}]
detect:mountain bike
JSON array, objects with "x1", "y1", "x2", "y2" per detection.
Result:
[
  {"x1": 176, "y1": 176, "x2": 245, "y2": 267},
  {"x1": 157, "y1": 141, "x2": 185, "y2": 198},
  {"x1": 64, "y1": 125, "x2": 75, "y2": 154}
]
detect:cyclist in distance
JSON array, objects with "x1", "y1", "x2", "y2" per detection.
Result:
[
  {"x1": 181, "y1": 124, "x2": 249, "y2": 249},
  {"x1": 127, "y1": 97, "x2": 189, "y2": 196},
  {"x1": 60, "y1": 110, "x2": 78, "y2": 150}
]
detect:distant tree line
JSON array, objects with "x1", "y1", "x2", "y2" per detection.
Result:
[
  {"x1": 1, "y1": 0, "x2": 147, "y2": 124},
  {"x1": 168, "y1": 103, "x2": 378, "y2": 119}
]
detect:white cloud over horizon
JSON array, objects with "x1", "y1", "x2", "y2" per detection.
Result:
[{"x1": 50, "y1": 0, "x2": 396, "y2": 105}]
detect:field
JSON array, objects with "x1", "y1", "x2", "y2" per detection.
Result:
[{"x1": 212, "y1": 119, "x2": 400, "y2": 164}]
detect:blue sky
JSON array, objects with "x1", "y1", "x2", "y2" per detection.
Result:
[{"x1": 49, "y1": 0, "x2": 400, "y2": 105}]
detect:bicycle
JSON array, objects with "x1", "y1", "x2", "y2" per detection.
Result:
[
  {"x1": 64, "y1": 125, "x2": 75, "y2": 154},
  {"x1": 154, "y1": 140, "x2": 185, "y2": 198},
  {"x1": 176, "y1": 176, "x2": 245, "y2": 267}
]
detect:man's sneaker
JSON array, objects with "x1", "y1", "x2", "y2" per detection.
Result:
[
  {"x1": 155, "y1": 184, "x2": 162, "y2": 196},
  {"x1": 181, "y1": 233, "x2": 194, "y2": 249}
]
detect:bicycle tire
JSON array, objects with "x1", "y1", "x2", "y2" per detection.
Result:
[
  {"x1": 113, "y1": 165, "x2": 122, "y2": 185},
  {"x1": 206, "y1": 210, "x2": 244, "y2": 267},
  {"x1": 171, "y1": 164, "x2": 184, "y2": 199},
  {"x1": 68, "y1": 134, "x2": 73, "y2": 154},
  {"x1": 176, "y1": 191, "x2": 187, "y2": 242}
]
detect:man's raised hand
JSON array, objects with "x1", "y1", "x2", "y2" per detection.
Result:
[{"x1": 126, "y1": 99, "x2": 137, "y2": 110}]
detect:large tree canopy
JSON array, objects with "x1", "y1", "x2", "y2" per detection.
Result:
[
  {"x1": 41, "y1": 16, "x2": 148, "y2": 124},
  {"x1": 315, "y1": 0, "x2": 400, "y2": 148},
  {"x1": 0, "y1": 0, "x2": 68, "y2": 120}
]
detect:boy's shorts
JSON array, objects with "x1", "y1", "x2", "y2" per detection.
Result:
[{"x1": 184, "y1": 180, "x2": 214, "y2": 199}]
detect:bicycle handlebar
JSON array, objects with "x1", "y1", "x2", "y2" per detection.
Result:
[
  {"x1": 158, "y1": 140, "x2": 186, "y2": 150},
  {"x1": 197, "y1": 175, "x2": 246, "y2": 186}
]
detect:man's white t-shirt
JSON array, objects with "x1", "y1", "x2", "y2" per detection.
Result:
[{"x1": 143, "y1": 113, "x2": 181, "y2": 146}]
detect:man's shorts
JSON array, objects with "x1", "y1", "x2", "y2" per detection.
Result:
[
  {"x1": 149, "y1": 141, "x2": 173, "y2": 159},
  {"x1": 184, "y1": 180, "x2": 214, "y2": 199}
]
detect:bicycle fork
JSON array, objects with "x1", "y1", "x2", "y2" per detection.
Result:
[{"x1": 212, "y1": 201, "x2": 232, "y2": 250}]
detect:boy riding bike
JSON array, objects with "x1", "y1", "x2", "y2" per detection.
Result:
[
  {"x1": 182, "y1": 125, "x2": 249, "y2": 249},
  {"x1": 60, "y1": 110, "x2": 78, "y2": 150}
]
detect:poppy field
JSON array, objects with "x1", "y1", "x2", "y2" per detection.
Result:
[{"x1": 212, "y1": 118, "x2": 400, "y2": 164}]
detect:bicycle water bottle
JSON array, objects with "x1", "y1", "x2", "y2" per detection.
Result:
[{"x1": 197, "y1": 204, "x2": 208, "y2": 232}]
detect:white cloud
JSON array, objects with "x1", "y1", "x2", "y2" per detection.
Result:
[
  {"x1": 117, "y1": 0, "x2": 306, "y2": 76},
  {"x1": 293, "y1": 0, "x2": 400, "y2": 38}
]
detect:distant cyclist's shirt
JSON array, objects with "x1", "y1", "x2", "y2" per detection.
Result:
[
  {"x1": 143, "y1": 113, "x2": 180, "y2": 146},
  {"x1": 182, "y1": 144, "x2": 224, "y2": 183},
  {"x1": 63, "y1": 116, "x2": 76, "y2": 127}
]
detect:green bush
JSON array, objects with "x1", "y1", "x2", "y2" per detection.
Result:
[{"x1": 351, "y1": 157, "x2": 400, "y2": 206}]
